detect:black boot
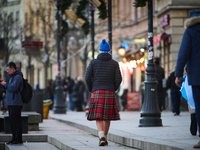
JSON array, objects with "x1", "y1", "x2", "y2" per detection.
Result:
[{"x1": 190, "y1": 113, "x2": 197, "y2": 136}]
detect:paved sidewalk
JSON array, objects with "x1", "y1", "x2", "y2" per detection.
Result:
[
  {"x1": 49, "y1": 111, "x2": 199, "y2": 150},
  {"x1": 1, "y1": 113, "x2": 136, "y2": 150}
]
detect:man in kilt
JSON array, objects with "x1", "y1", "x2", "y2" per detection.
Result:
[{"x1": 85, "y1": 39, "x2": 122, "y2": 146}]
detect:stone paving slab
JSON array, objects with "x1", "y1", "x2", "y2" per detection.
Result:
[
  {"x1": 5, "y1": 142, "x2": 59, "y2": 150},
  {"x1": 49, "y1": 111, "x2": 199, "y2": 150},
  {"x1": 48, "y1": 134, "x2": 137, "y2": 150}
]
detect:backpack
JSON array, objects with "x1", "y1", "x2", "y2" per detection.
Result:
[{"x1": 11, "y1": 75, "x2": 33, "y2": 103}]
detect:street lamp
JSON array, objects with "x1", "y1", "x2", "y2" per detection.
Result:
[
  {"x1": 108, "y1": 0, "x2": 112, "y2": 52},
  {"x1": 139, "y1": 0, "x2": 162, "y2": 127},
  {"x1": 85, "y1": 3, "x2": 95, "y2": 116},
  {"x1": 118, "y1": 46, "x2": 126, "y2": 57},
  {"x1": 53, "y1": 0, "x2": 67, "y2": 114}
]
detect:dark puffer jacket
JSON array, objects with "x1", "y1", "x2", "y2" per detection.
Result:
[
  {"x1": 5, "y1": 69, "x2": 24, "y2": 106},
  {"x1": 84, "y1": 53, "x2": 122, "y2": 92}
]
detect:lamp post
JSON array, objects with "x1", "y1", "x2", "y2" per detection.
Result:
[
  {"x1": 108, "y1": 0, "x2": 112, "y2": 51},
  {"x1": 85, "y1": 3, "x2": 95, "y2": 116},
  {"x1": 139, "y1": 0, "x2": 162, "y2": 127},
  {"x1": 90, "y1": 3, "x2": 95, "y2": 60},
  {"x1": 53, "y1": 0, "x2": 66, "y2": 114}
]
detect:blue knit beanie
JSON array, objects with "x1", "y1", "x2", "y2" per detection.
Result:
[
  {"x1": 99, "y1": 39, "x2": 111, "y2": 55},
  {"x1": 99, "y1": 39, "x2": 110, "y2": 51}
]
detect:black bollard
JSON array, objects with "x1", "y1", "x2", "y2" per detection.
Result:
[{"x1": 31, "y1": 89, "x2": 44, "y2": 122}]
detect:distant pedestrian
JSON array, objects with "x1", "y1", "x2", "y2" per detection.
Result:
[
  {"x1": 174, "y1": 9, "x2": 200, "y2": 148},
  {"x1": 120, "y1": 89, "x2": 128, "y2": 111},
  {"x1": 33, "y1": 83, "x2": 42, "y2": 94},
  {"x1": 66, "y1": 76, "x2": 75, "y2": 111},
  {"x1": 0, "y1": 62, "x2": 24, "y2": 144},
  {"x1": 72, "y1": 76, "x2": 85, "y2": 111},
  {"x1": 154, "y1": 57, "x2": 165, "y2": 111},
  {"x1": 166, "y1": 66, "x2": 181, "y2": 116},
  {"x1": 85, "y1": 39, "x2": 122, "y2": 146}
]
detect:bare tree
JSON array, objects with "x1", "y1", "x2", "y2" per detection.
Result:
[
  {"x1": 23, "y1": 1, "x2": 56, "y2": 86},
  {"x1": 0, "y1": 2, "x2": 20, "y2": 79}
]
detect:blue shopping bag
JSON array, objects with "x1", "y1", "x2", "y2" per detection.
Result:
[{"x1": 180, "y1": 76, "x2": 195, "y2": 109}]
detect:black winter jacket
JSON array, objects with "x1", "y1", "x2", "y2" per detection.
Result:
[{"x1": 84, "y1": 53, "x2": 122, "y2": 92}]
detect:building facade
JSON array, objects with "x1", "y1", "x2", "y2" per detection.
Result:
[
  {"x1": 0, "y1": 0, "x2": 85, "y2": 89},
  {"x1": 94, "y1": 0, "x2": 200, "y2": 93}
]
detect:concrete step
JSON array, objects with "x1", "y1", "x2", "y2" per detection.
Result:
[{"x1": 5, "y1": 142, "x2": 59, "y2": 150}]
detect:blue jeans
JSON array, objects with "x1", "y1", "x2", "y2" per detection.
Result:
[
  {"x1": 192, "y1": 86, "x2": 200, "y2": 133},
  {"x1": 170, "y1": 89, "x2": 181, "y2": 115}
]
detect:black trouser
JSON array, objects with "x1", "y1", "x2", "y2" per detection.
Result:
[{"x1": 8, "y1": 105, "x2": 22, "y2": 142}]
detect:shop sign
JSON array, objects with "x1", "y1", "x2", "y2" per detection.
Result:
[
  {"x1": 22, "y1": 41, "x2": 43, "y2": 48},
  {"x1": 127, "y1": 92, "x2": 140, "y2": 110},
  {"x1": 153, "y1": 35, "x2": 161, "y2": 45},
  {"x1": 160, "y1": 14, "x2": 170, "y2": 28}
]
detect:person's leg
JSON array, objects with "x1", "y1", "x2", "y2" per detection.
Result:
[
  {"x1": 157, "y1": 88, "x2": 163, "y2": 111},
  {"x1": 103, "y1": 121, "x2": 110, "y2": 135},
  {"x1": 176, "y1": 90, "x2": 181, "y2": 115},
  {"x1": 15, "y1": 106, "x2": 22, "y2": 143},
  {"x1": 162, "y1": 90, "x2": 166, "y2": 110},
  {"x1": 96, "y1": 120, "x2": 103, "y2": 131},
  {"x1": 170, "y1": 90, "x2": 176, "y2": 114},
  {"x1": 192, "y1": 86, "x2": 200, "y2": 148},
  {"x1": 8, "y1": 106, "x2": 22, "y2": 144},
  {"x1": 96, "y1": 120, "x2": 106, "y2": 146},
  {"x1": 103, "y1": 121, "x2": 110, "y2": 145},
  {"x1": 8, "y1": 106, "x2": 17, "y2": 142},
  {"x1": 7, "y1": 106, "x2": 15, "y2": 143},
  {"x1": 173, "y1": 89, "x2": 181, "y2": 115}
]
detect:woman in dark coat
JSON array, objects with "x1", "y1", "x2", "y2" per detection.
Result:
[{"x1": 85, "y1": 39, "x2": 122, "y2": 146}]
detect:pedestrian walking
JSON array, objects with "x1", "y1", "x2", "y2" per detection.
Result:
[
  {"x1": 85, "y1": 39, "x2": 122, "y2": 146},
  {"x1": 0, "y1": 62, "x2": 24, "y2": 144},
  {"x1": 120, "y1": 89, "x2": 128, "y2": 111},
  {"x1": 154, "y1": 57, "x2": 165, "y2": 111},
  {"x1": 166, "y1": 66, "x2": 181, "y2": 116},
  {"x1": 66, "y1": 76, "x2": 75, "y2": 111},
  {"x1": 174, "y1": 9, "x2": 200, "y2": 148},
  {"x1": 72, "y1": 76, "x2": 85, "y2": 111}
]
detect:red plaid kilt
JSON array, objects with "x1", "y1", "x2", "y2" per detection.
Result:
[{"x1": 87, "y1": 90, "x2": 120, "y2": 121}]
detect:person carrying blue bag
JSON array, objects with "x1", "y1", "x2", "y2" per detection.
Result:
[{"x1": 175, "y1": 9, "x2": 200, "y2": 148}]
